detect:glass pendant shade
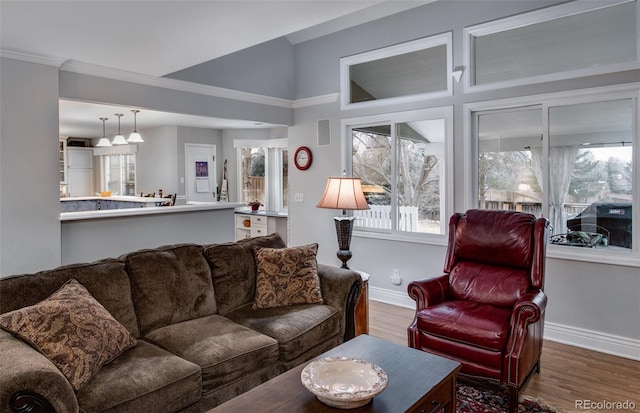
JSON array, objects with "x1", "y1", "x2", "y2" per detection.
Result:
[
  {"x1": 96, "y1": 117, "x2": 112, "y2": 147},
  {"x1": 112, "y1": 113, "x2": 128, "y2": 145},
  {"x1": 127, "y1": 109, "x2": 144, "y2": 143}
]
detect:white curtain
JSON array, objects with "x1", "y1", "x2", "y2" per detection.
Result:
[{"x1": 530, "y1": 146, "x2": 578, "y2": 234}]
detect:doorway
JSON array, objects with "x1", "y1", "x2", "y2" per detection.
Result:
[{"x1": 185, "y1": 143, "x2": 217, "y2": 203}]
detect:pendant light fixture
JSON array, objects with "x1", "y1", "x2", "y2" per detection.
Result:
[
  {"x1": 112, "y1": 113, "x2": 128, "y2": 145},
  {"x1": 127, "y1": 109, "x2": 144, "y2": 143},
  {"x1": 95, "y1": 117, "x2": 112, "y2": 147}
]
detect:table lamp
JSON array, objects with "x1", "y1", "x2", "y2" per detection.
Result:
[{"x1": 316, "y1": 177, "x2": 370, "y2": 269}]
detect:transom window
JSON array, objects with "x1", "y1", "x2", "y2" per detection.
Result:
[
  {"x1": 465, "y1": 0, "x2": 639, "y2": 91},
  {"x1": 340, "y1": 33, "x2": 452, "y2": 109}
]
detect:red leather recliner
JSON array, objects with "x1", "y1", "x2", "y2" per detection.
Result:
[{"x1": 407, "y1": 209, "x2": 550, "y2": 413}]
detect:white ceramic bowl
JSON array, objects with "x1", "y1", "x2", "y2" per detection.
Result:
[{"x1": 301, "y1": 357, "x2": 388, "y2": 409}]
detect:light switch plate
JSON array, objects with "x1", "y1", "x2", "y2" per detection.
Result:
[{"x1": 294, "y1": 193, "x2": 304, "y2": 202}]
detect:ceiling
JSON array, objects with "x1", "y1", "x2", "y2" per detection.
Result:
[{"x1": 1, "y1": 0, "x2": 431, "y2": 138}]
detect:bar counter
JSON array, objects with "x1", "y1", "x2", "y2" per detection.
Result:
[{"x1": 60, "y1": 202, "x2": 243, "y2": 264}]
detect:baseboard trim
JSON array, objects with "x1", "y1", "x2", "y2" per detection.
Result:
[
  {"x1": 544, "y1": 322, "x2": 640, "y2": 361},
  {"x1": 370, "y1": 286, "x2": 415, "y2": 309},
  {"x1": 370, "y1": 286, "x2": 640, "y2": 361}
]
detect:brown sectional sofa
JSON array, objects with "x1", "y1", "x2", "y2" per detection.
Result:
[{"x1": 0, "y1": 234, "x2": 362, "y2": 413}]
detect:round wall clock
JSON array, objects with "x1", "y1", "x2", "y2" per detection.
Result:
[{"x1": 294, "y1": 146, "x2": 313, "y2": 170}]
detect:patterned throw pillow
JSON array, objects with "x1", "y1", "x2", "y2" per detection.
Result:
[
  {"x1": 0, "y1": 279, "x2": 137, "y2": 390},
  {"x1": 253, "y1": 244, "x2": 323, "y2": 309}
]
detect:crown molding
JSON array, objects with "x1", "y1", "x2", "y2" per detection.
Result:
[
  {"x1": 0, "y1": 47, "x2": 68, "y2": 67},
  {"x1": 60, "y1": 60, "x2": 294, "y2": 109},
  {"x1": 3, "y1": 48, "x2": 343, "y2": 111},
  {"x1": 293, "y1": 93, "x2": 340, "y2": 108}
]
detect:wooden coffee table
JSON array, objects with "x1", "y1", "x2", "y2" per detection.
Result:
[{"x1": 210, "y1": 334, "x2": 461, "y2": 413}]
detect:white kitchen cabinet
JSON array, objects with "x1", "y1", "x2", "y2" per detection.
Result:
[
  {"x1": 235, "y1": 213, "x2": 287, "y2": 244},
  {"x1": 67, "y1": 148, "x2": 94, "y2": 197}
]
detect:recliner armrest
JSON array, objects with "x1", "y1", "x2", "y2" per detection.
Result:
[
  {"x1": 512, "y1": 290, "x2": 547, "y2": 326},
  {"x1": 407, "y1": 274, "x2": 449, "y2": 311}
]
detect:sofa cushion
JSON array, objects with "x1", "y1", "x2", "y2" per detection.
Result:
[
  {"x1": 416, "y1": 300, "x2": 512, "y2": 352},
  {"x1": 204, "y1": 233, "x2": 286, "y2": 314},
  {"x1": 144, "y1": 314, "x2": 279, "y2": 394},
  {"x1": 0, "y1": 279, "x2": 137, "y2": 390},
  {"x1": 126, "y1": 244, "x2": 216, "y2": 335},
  {"x1": 0, "y1": 258, "x2": 139, "y2": 337},
  {"x1": 226, "y1": 302, "x2": 340, "y2": 362},
  {"x1": 76, "y1": 340, "x2": 201, "y2": 413},
  {"x1": 253, "y1": 244, "x2": 323, "y2": 309}
]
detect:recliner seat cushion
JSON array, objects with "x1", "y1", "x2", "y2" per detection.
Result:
[
  {"x1": 226, "y1": 302, "x2": 340, "y2": 362},
  {"x1": 144, "y1": 314, "x2": 279, "y2": 393},
  {"x1": 416, "y1": 300, "x2": 511, "y2": 352}
]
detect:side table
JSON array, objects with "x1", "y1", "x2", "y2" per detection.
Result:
[{"x1": 354, "y1": 270, "x2": 369, "y2": 336}]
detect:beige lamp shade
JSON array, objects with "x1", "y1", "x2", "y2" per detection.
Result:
[{"x1": 317, "y1": 177, "x2": 369, "y2": 211}]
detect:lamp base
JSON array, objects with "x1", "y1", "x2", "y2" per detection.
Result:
[{"x1": 334, "y1": 216, "x2": 355, "y2": 269}]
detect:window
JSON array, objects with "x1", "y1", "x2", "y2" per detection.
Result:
[
  {"x1": 235, "y1": 139, "x2": 288, "y2": 212},
  {"x1": 103, "y1": 154, "x2": 136, "y2": 196},
  {"x1": 465, "y1": 0, "x2": 639, "y2": 91},
  {"x1": 471, "y1": 92, "x2": 635, "y2": 256},
  {"x1": 340, "y1": 33, "x2": 452, "y2": 109},
  {"x1": 347, "y1": 107, "x2": 452, "y2": 239}
]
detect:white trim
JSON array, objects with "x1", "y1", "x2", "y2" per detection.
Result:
[
  {"x1": 371, "y1": 289, "x2": 640, "y2": 360},
  {"x1": 370, "y1": 287, "x2": 415, "y2": 309},
  {"x1": 232, "y1": 138, "x2": 288, "y2": 149},
  {"x1": 0, "y1": 47, "x2": 68, "y2": 67},
  {"x1": 340, "y1": 32, "x2": 453, "y2": 110},
  {"x1": 463, "y1": 0, "x2": 640, "y2": 93},
  {"x1": 544, "y1": 321, "x2": 640, "y2": 361},
  {"x1": 293, "y1": 93, "x2": 340, "y2": 108}
]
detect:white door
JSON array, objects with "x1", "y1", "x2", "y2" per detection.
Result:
[{"x1": 185, "y1": 144, "x2": 217, "y2": 202}]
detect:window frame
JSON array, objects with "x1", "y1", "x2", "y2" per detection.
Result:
[
  {"x1": 340, "y1": 32, "x2": 453, "y2": 110},
  {"x1": 464, "y1": 83, "x2": 640, "y2": 267},
  {"x1": 463, "y1": 0, "x2": 640, "y2": 93},
  {"x1": 234, "y1": 138, "x2": 288, "y2": 213},
  {"x1": 343, "y1": 106, "x2": 453, "y2": 245},
  {"x1": 94, "y1": 144, "x2": 138, "y2": 196}
]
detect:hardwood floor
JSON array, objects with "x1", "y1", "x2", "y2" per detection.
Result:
[{"x1": 369, "y1": 300, "x2": 640, "y2": 412}]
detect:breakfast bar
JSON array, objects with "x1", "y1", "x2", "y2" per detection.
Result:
[{"x1": 60, "y1": 202, "x2": 243, "y2": 264}]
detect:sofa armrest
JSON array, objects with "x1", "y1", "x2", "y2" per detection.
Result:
[
  {"x1": 317, "y1": 264, "x2": 362, "y2": 342},
  {"x1": 0, "y1": 330, "x2": 78, "y2": 413},
  {"x1": 407, "y1": 274, "x2": 449, "y2": 311}
]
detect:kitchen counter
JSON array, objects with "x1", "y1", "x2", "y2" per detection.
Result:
[
  {"x1": 60, "y1": 195, "x2": 171, "y2": 212},
  {"x1": 60, "y1": 202, "x2": 243, "y2": 263},
  {"x1": 60, "y1": 202, "x2": 243, "y2": 221}
]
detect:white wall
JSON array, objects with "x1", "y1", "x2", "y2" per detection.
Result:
[
  {"x1": 285, "y1": 1, "x2": 640, "y2": 359},
  {"x1": 0, "y1": 58, "x2": 61, "y2": 276},
  {"x1": 136, "y1": 126, "x2": 179, "y2": 196}
]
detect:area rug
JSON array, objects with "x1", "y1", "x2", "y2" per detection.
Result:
[{"x1": 456, "y1": 381, "x2": 562, "y2": 413}]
